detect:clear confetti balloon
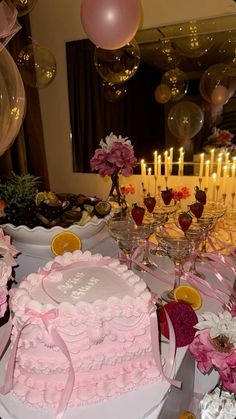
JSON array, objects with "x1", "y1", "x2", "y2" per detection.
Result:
[
  {"x1": 218, "y1": 36, "x2": 236, "y2": 65},
  {"x1": 161, "y1": 68, "x2": 188, "y2": 101},
  {"x1": 174, "y1": 21, "x2": 215, "y2": 58},
  {"x1": 0, "y1": 47, "x2": 25, "y2": 156},
  {"x1": 17, "y1": 43, "x2": 57, "y2": 89},
  {"x1": 199, "y1": 63, "x2": 236, "y2": 105},
  {"x1": 94, "y1": 38, "x2": 140, "y2": 84},
  {"x1": 10, "y1": 0, "x2": 38, "y2": 16},
  {"x1": 147, "y1": 39, "x2": 181, "y2": 72},
  {"x1": 168, "y1": 101, "x2": 204, "y2": 142},
  {"x1": 103, "y1": 82, "x2": 127, "y2": 102}
]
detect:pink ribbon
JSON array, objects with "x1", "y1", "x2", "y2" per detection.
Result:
[
  {"x1": 149, "y1": 298, "x2": 181, "y2": 389},
  {"x1": 127, "y1": 242, "x2": 235, "y2": 307},
  {"x1": 0, "y1": 1, "x2": 21, "y2": 51},
  {"x1": 0, "y1": 306, "x2": 75, "y2": 419}
]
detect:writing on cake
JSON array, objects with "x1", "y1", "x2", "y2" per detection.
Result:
[{"x1": 57, "y1": 271, "x2": 100, "y2": 298}]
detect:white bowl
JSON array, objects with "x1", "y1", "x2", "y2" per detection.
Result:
[{"x1": 1, "y1": 218, "x2": 106, "y2": 246}]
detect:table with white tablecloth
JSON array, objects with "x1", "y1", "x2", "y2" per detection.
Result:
[{"x1": 0, "y1": 226, "x2": 231, "y2": 419}]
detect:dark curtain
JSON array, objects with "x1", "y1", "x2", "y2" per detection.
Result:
[
  {"x1": 0, "y1": 13, "x2": 50, "y2": 189},
  {"x1": 66, "y1": 39, "x2": 165, "y2": 173}
]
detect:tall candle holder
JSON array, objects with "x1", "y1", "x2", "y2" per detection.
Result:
[
  {"x1": 222, "y1": 193, "x2": 226, "y2": 205},
  {"x1": 216, "y1": 185, "x2": 220, "y2": 202},
  {"x1": 141, "y1": 182, "x2": 146, "y2": 199},
  {"x1": 164, "y1": 176, "x2": 168, "y2": 189},
  {"x1": 154, "y1": 175, "x2": 157, "y2": 199},
  {"x1": 198, "y1": 178, "x2": 202, "y2": 189},
  {"x1": 231, "y1": 192, "x2": 235, "y2": 208}
]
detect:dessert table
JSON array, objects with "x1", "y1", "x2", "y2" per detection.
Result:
[{"x1": 0, "y1": 225, "x2": 233, "y2": 419}]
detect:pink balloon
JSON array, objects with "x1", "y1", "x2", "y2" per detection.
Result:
[
  {"x1": 80, "y1": 0, "x2": 141, "y2": 50},
  {"x1": 211, "y1": 84, "x2": 230, "y2": 106},
  {"x1": 154, "y1": 83, "x2": 171, "y2": 104}
]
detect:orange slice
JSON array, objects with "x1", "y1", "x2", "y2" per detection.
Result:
[
  {"x1": 51, "y1": 231, "x2": 82, "y2": 256},
  {"x1": 173, "y1": 285, "x2": 202, "y2": 310},
  {"x1": 179, "y1": 412, "x2": 196, "y2": 419}
]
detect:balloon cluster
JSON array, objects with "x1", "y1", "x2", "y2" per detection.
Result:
[{"x1": 0, "y1": 47, "x2": 26, "y2": 156}]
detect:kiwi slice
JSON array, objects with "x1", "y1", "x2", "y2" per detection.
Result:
[{"x1": 94, "y1": 201, "x2": 111, "y2": 218}]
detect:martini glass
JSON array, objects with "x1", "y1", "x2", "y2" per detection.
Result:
[
  {"x1": 196, "y1": 215, "x2": 217, "y2": 256},
  {"x1": 150, "y1": 206, "x2": 175, "y2": 256},
  {"x1": 185, "y1": 224, "x2": 205, "y2": 279},
  {"x1": 173, "y1": 210, "x2": 205, "y2": 278},
  {"x1": 107, "y1": 218, "x2": 149, "y2": 269},
  {"x1": 155, "y1": 229, "x2": 192, "y2": 302}
]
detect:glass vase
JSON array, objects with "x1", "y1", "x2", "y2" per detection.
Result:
[
  {"x1": 199, "y1": 379, "x2": 236, "y2": 418},
  {"x1": 108, "y1": 172, "x2": 127, "y2": 218}
]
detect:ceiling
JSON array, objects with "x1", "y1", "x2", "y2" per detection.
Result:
[{"x1": 136, "y1": 14, "x2": 236, "y2": 78}]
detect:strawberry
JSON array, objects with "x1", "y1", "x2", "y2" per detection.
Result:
[
  {"x1": 161, "y1": 188, "x2": 173, "y2": 205},
  {"x1": 131, "y1": 203, "x2": 145, "y2": 225},
  {"x1": 178, "y1": 211, "x2": 192, "y2": 232},
  {"x1": 144, "y1": 194, "x2": 156, "y2": 213},
  {"x1": 189, "y1": 202, "x2": 204, "y2": 219},
  {"x1": 194, "y1": 186, "x2": 206, "y2": 205}
]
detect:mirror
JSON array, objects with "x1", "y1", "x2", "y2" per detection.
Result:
[{"x1": 66, "y1": 14, "x2": 236, "y2": 174}]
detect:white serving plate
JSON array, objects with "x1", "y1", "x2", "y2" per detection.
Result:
[{"x1": 1, "y1": 218, "x2": 106, "y2": 246}]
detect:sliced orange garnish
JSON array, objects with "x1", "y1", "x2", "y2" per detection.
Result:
[
  {"x1": 51, "y1": 231, "x2": 82, "y2": 256},
  {"x1": 173, "y1": 285, "x2": 202, "y2": 310},
  {"x1": 179, "y1": 412, "x2": 196, "y2": 419}
]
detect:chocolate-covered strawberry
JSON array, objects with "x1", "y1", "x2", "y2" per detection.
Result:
[
  {"x1": 194, "y1": 186, "x2": 206, "y2": 205},
  {"x1": 144, "y1": 194, "x2": 156, "y2": 213},
  {"x1": 131, "y1": 203, "x2": 145, "y2": 225},
  {"x1": 189, "y1": 202, "x2": 204, "y2": 219},
  {"x1": 161, "y1": 188, "x2": 173, "y2": 205},
  {"x1": 178, "y1": 211, "x2": 192, "y2": 232}
]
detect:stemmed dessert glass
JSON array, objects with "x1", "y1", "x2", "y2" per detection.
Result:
[
  {"x1": 174, "y1": 210, "x2": 205, "y2": 279},
  {"x1": 107, "y1": 217, "x2": 150, "y2": 269},
  {"x1": 155, "y1": 228, "x2": 192, "y2": 302},
  {"x1": 185, "y1": 224, "x2": 205, "y2": 279}
]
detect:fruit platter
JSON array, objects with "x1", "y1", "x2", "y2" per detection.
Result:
[{"x1": 0, "y1": 173, "x2": 111, "y2": 245}]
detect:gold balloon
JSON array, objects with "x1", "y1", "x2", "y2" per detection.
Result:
[
  {"x1": 17, "y1": 43, "x2": 56, "y2": 89},
  {"x1": 10, "y1": 0, "x2": 38, "y2": 16},
  {"x1": 154, "y1": 83, "x2": 171, "y2": 104}
]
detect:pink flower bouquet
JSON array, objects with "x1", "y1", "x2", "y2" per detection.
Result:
[
  {"x1": 90, "y1": 132, "x2": 137, "y2": 177},
  {"x1": 189, "y1": 310, "x2": 236, "y2": 393},
  {"x1": 90, "y1": 133, "x2": 137, "y2": 206}
]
